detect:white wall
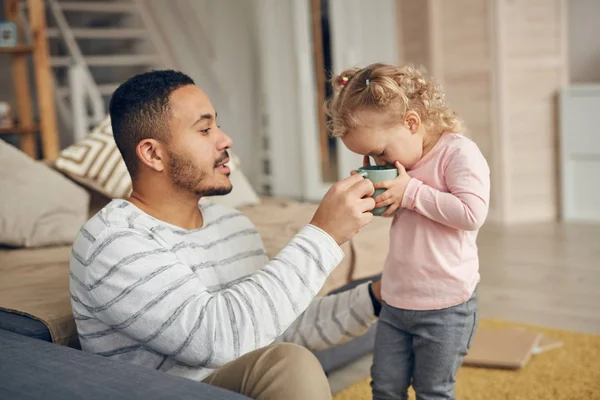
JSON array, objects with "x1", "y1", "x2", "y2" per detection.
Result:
[
  {"x1": 329, "y1": 0, "x2": 399, "y2": 182},
  {"x1": 258, "y1": 0, "x2": 399, "y2": 201},
  {"x1": 569, "y1": 0, "x2": 600, "y2": 83},
  {"x1": 145, "y1": 0, "x2": 262, "y2": 189},
  {"x1": 254, "y1": 0, "x2": 307, "y2": 199}
]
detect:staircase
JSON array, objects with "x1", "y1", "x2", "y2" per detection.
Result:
[{"x1": 19, "y1": 0, "x2": 176, "y2": 142}]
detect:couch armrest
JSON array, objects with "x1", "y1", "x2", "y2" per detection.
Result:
[{"x1": 0, "y1": 330, "x2": 249, "y2": 400}]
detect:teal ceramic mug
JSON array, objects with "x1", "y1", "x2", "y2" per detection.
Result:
[{"x1": 358, "y1": 165, "x2": 399, "y2": 216}]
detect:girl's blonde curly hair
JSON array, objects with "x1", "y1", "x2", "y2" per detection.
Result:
[{"x1": 324, "y1": 63, "x2": 465, "y2": 138}]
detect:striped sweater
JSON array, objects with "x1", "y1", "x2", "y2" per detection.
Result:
[{"x1": 70, "y1": 199, "x2": 376, "y2": 381}]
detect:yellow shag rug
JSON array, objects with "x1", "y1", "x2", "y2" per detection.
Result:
[{"x1": 333, "y1": 319, "x2": 600, "y2": 400}]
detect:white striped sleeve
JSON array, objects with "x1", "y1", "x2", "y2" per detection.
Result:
[
  {"x1": 275, "y1": 282, "x2": 376, "y2": 350},
  {"x1": 71, "y1": 224, "x2": 344, "y2": 368}
]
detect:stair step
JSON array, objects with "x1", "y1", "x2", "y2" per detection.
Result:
[
  {"x1": 58, "y1": 2, "x2": 137, "y2": 13},
  {"x1": 57, "y1": 83, "x2": 120, "y2": 98},
  {"x1": 51, "y1": 54, "x2": 160, "y2": 67},
  {"x1": 47, "y1": 28, "x2": 148, "y2": 39}
]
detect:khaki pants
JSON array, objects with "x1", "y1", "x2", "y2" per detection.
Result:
[{"x1": 202, "y1": 343, "x2": 332, "y2": 400}]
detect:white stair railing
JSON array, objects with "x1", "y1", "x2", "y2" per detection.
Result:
[
  {"x1": 68, "y1": 63, "x2": 88, "y2": 142},
  {"x1": 19, "y1": 0, "x2": 230, "y2": 145},
  {"x1": 19, "y1": 0, "x2": 174, "y2": 143},
  {"x1": 46, "y1": 0, "x2": 104, "y2": 141}
]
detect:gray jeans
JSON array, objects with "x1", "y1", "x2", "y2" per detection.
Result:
[{"x1": 371, "y1": 290, "x2": 478, "y2": 400}]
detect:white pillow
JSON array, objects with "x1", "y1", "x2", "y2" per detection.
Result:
[{"x1": 0, "y1": 140, "x2": 90, "y2": 247}]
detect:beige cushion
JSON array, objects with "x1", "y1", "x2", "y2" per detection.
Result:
[
  {"x1": 241, "y1": 197, "x2": 353, "y2": 295},
  {"x1": 0, "y1": 141, "x2": 90, "y2": 247},
  {"x1": 54, "y1": 117, "x2": 260, "y2": 209},
  {"x1": 243, "y1": 198, "x2": 391, "y2": 291},
  {"x1": 349, "y1": 215, "x2": 391, "y2": 281},
  {"x1": 0, "y1": 244, "x2": 75, "y2": 345}
]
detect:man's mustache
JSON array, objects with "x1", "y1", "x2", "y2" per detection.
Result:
[{"x1": 215, "y1": 151, "x2": 230, "y2": 167}]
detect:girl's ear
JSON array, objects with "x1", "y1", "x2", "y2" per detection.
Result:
[{"x1": 405, "y1": 111, "x2": 421, "y2": 134}]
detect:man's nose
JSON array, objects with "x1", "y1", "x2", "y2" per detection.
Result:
[{"x1": 218, "y1": 129, "x2": 233, "y2": 150}]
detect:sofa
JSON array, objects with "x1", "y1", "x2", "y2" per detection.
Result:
[
  {"x1": 0, "y1": 128, "x2": 391, "y2": 398},
  {"x1": 0, "y1": 329, "x2": 250, "y2": 400}
]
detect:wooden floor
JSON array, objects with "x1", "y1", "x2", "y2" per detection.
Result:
[
  {"x1": 477, "y1": 222, "x2": 600, "y2": 334},
  {"x1": 328, "y1": 221, "x2": 600, "y2": 393}
]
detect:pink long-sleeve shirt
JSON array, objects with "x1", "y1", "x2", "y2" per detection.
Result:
[{"x1": 382, "y1": 133, "x2": 490, "y2": 310}]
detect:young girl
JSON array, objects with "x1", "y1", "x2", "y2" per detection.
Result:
[{"x1": 326, "y1": 63, "x2": 490, "y2": 400}]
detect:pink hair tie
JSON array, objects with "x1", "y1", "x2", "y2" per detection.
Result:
[{"x1": 340, "y1": 76, "x2": 349, "y2": 86}]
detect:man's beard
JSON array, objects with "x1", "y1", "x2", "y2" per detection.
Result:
[{"x1": 168, "y1": 150, "x2": 232, "y2": 197}]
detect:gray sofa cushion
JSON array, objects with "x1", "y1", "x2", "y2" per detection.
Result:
[
  {"x1": 314, "y1": 274, "x2": 380, "y2": 373},
  {"x1": 0, "y1": 329, "x2": 249, "y2": 400},
  {"x1": 0, "y1": 310, "x2": 52, "y2": 342}
]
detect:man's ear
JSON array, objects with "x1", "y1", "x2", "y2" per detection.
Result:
[
  {"x1": 136, "y1": 139, "x2": 167, "y2": 172},
  {"x1": 405, "y1": 111, "x2": 421, "y2": 134}
]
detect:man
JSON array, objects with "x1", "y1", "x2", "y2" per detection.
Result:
[{"x1": 70, "y1": 70, "x2": 380, "y2": 400}]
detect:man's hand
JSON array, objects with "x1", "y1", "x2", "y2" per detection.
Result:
[
  {"x1": 373, "y1": 161, "x2": 412, "y2": 217},
  {"x1": 310, "y1": 173, "x2": 375, "y2": 245}
]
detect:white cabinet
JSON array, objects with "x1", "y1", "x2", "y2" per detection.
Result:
[{"x1": 559, "y1": 85, "x2": 600, "y2": 223}]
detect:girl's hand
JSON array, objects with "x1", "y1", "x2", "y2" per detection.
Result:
[{"x1": 373, "y1": 161, "x2": 412, "y2": 217}]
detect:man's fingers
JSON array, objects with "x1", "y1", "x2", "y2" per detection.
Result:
[
  {"x1": 360, "y1": 211, "x2": 374, "y2": 226},
  {"x1": 349, "y1": 177, "x2": 375, "y2": 198},
  {"x1": 359, "y1": 197, "x2": 376, "y2": 212},
  {"x1": 333, "y1": 172, "x2": 366, "y2": 192}
]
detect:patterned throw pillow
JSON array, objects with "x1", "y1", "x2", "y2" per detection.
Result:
[{"x1": 54, "y1": 117, "x2": 132, "y2": 198}]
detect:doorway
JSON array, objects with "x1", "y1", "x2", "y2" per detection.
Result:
[{"x1": 310, "y1": 0, "x2": 338, "y2": 183}]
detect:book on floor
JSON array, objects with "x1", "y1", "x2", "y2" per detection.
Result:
[{"x1": 463, "y1": 329, "x2": 543, "y2": 369}]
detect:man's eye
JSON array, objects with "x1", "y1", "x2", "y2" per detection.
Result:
[{"x1": 200, "y1": 128, "x2": 211, "y2": 134}]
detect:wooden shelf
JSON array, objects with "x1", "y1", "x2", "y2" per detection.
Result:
[
  {"x1": 0, "y1": 45, "x2": 34, "y2": 54},
  {"x1": 3, "y1": 0, "x2": 60, "y2": 159},
  {"x1": 0, "y1": 125, "x2": 39, "y2": 135}
]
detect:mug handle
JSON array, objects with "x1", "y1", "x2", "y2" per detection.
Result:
[{"x1": 358, "y1": 170, "x2": 368, "y2": 178}]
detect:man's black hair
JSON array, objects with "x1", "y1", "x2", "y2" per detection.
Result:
[{"x1": 109, "y1": 70, "x2": 195, "y2": 178}]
